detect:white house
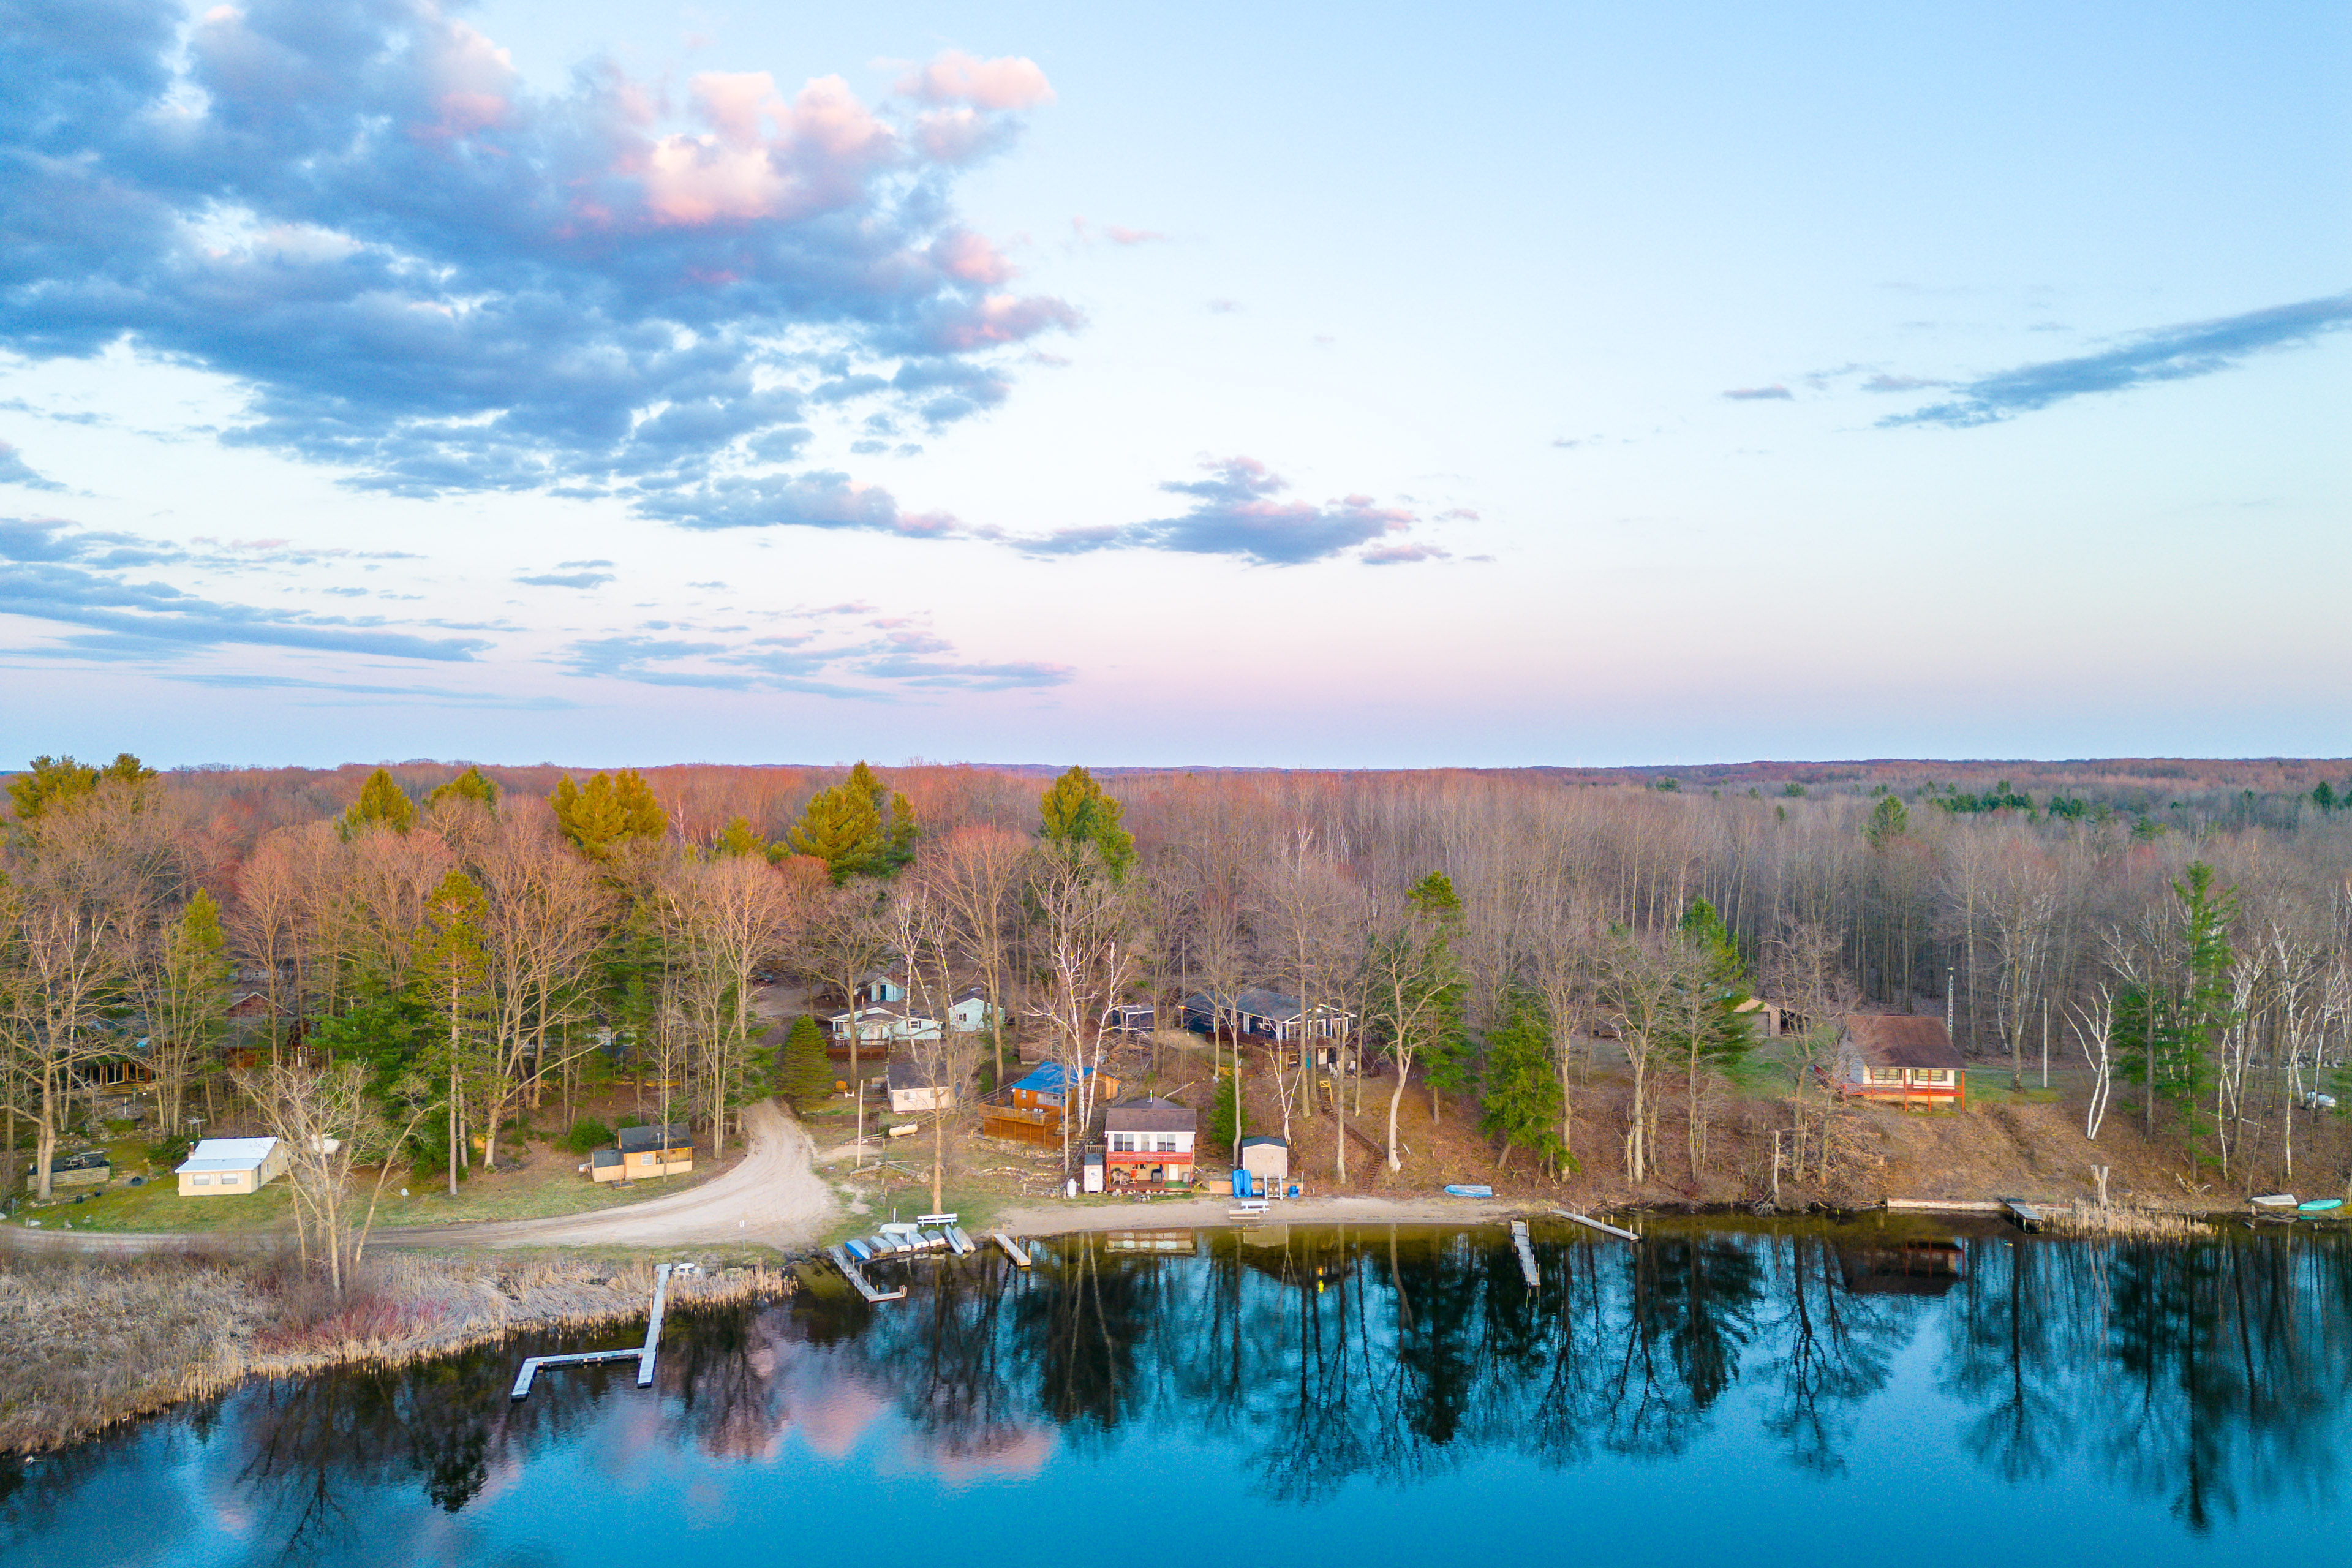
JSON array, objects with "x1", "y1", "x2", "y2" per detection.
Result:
[
  {"x1": 885, "y1": 1055, "x2": 957, "y2": 1114},
  {"x1": 176, "y1": 1137, "x2": 288, "y2": 1197},
  {"x1": 1102, "y1": 1098, "x2": 1197, "y2": 1190},
  {"x1": 830, "y1": 990, "x2": 996, "y2": 1046}
]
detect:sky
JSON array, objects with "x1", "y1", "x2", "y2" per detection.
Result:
[{"x1": 1, "y1": 1, "x2": 2346, "y2": 770}]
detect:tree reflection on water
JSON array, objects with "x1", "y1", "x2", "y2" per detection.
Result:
[{"x1": 4, "y1": 1223, "x2": 2347, "y2": 1559}]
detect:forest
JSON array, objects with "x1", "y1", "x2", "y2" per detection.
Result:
[{"x1": 5, "y1": 752, "x2": 2351, "y2": 1262}]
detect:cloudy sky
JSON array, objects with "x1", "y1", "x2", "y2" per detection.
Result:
[{"x1": 2, "y1": 1, "x2": 2345, "y2": 769}]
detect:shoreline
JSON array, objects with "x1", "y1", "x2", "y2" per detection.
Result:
[{"x1": 0, "y1": 1249, "x2": 795, "y2": 1457}]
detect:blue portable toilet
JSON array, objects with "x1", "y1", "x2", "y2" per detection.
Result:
[{"x1": 1231, "y1": 1167, "x2": 1253, "y2": 1199}]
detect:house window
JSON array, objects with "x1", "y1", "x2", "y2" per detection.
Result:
[
  {"x1": 1156, "y1": 1135, "x2": 1178, "y2": 1153},
  {"x1": 1868, "y1": 1068, "x2": 1904, "y2": 1084},
  {"x1": 1110, "y1": 1133, "x2": 1134, "y2": 1153},
  {"x1": 1917, "y1": 1069, "x2": 1950, "y2": 1085},
  {"x1": 192, "y1": 1174, "x2": 212, "y2": 1185},
  {"x1": 220, "y1": 1174, "x2": 241, "y2": 1186}
]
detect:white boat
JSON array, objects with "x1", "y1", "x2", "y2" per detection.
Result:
[{"x1": 2251, "y1": 1194, "x2": 2299, "y2": 1211}]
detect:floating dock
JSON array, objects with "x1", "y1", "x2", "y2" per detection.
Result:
[
  {"x1": 1885, "y1": 1198, "x2": 2007, "y2": 1213},
  {"x1": 1510, "y1": 1219, "x2": 1539, "y2": 1287},
  {"x1": 2002, "y1": 1199, "x2": 2045, "y2": 1232},
  {"x1": 1558, "y1": 1210, "x2": 1642, "y2": 1244},
  {"x1": 991, "y1": 1231, "x2": 1032, "y2": 1267},
  {"x1": 512, "y1": 1264, "x2": 673, "y2": 1400}
]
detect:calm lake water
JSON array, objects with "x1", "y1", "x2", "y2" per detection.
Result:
[{"x1": 7, "y1": 1218, "x2": 2349, "y2": 1567}]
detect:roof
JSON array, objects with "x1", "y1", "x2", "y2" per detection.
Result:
[
  {"x1": 617, "y1": 1122, "x2": 693, "y2": 1153},
  {"x1": 1009, "y1": 1061, "x2": 1095, "y2": 1096},
  {"x1": 1841, "y1": 1014, "x2": 1964, "y2": 1070},
  {"x1": 177, "y1": 1137, "x2": 277, "y2": 1174},
  {"x1": 1238, "y1": 1135, "x2": 1288, "y2": 1150},
  {"x1": 886, "y1": 1055, "x2": 942, "y2": 1090},
  {"x1": 1104, "y1": 1096, "x2": 1196, "y2": 1134},
  {"x1": 590, "y1": 1148, "x2": 624, "y2": 1168},
  {"x1": 1185, "y1": 989, "x2": 1352, "y2": 1023}
]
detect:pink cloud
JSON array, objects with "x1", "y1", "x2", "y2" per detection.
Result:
[
  {"x1": 898, "y1": 50, "x2": 1055, "y2": 110},
  {"x1": 1104, "y1": 225, "x2": 1166, "y2": 246},
  {"x1": 930, "y1": 293, "x2": 1083, "y2": 351},
  {"x1": 930, "y1": 228, "x2": 1016, "y2": 285},
  {"x1": 636, "y1": 73, "x2": 897, "y2": 227}
]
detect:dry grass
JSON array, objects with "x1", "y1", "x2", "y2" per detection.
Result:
[
  {"x1": 2042, "y1": 1201, "x2": 2218, "y2": 1242},
  {"x1": 0, "y1": 1247, "x2": 792, "y2": 1454}
]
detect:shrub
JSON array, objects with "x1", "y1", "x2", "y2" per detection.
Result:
[{"x1": 564, "y1": 1118, "x2": 614, "y2": 1155}]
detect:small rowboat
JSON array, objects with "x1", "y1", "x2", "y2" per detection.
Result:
[
  {"x1": 1443, "y1": 1184, "x2": 1495, "y2": 1199},
  {"x1": 842, "y1": 1238, "x2": 874, "y2": 1262},
  {"x1": 2297, "y1": 1198, "x2": 2344, "y2": 1215},
  {"x1": 2250, "y1": 1194, "x2": 2299, "y2": 1211}
]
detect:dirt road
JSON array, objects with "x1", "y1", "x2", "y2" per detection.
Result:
[{"x1": 1, "y1": 1099, "x2": 840, "y2": 1257}]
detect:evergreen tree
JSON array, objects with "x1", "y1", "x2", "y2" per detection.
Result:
[
  {"x1": 552, "y1": 769, "x2": 668, "y2": 860},
  {"x1": 1864, "y1": 794, "x2": 1909, "y2": 847},
  {"x1": 774, "y1": 1016, "x2": 835, "y2": 1109},
  {"x1": 429, "y1": 766, "x2": 499, "y2": 810},
  {"x1": 2116, "y1": 861, "x2": 2239, "y2": 1145},
  {"x1": 412, "y1": 869, "x2": 494, "y2": 1193},
  {"x1": 1479, "y1": 991, "x2": 1565, "y2": 1174},
  {"x1": 344, "y1": 767, "x2": 417, "y2": 834},
  {"x1": 1407, "y1": 872, "x2": 1475, "y2": 1116},
  {"x1": 7, "y1": 752, "x2": 156, "y2": 821},
  {"x1": 1038, "y1": 765, "x2": 1136, "y2": 879},
  {"x1": 1208, "y1": 1069, "x2": 1248, "y2": 1150},
  {"x1": 2314, "y1": 781, "x2": 2337, "y2": 815},
  {"x1": 787, "y1": 761, "x2": 916, "y2": 880},
  {"x1": 716, "y1": 815, "x2": 769, "y2": 859}
]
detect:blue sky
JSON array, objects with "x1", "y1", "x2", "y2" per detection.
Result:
[{"x1": 1, "y1": 1, "x2": 2345, "y2": 768}]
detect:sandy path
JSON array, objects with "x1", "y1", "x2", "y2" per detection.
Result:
[
  {"x1": 1, "y1": 1099, "x2": 841, "y2": 1257},
  {"x1": 382, "y1": 1100, "x2": 837, "y2": 1251}
]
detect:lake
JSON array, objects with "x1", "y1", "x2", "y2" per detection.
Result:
[{"x1": 6, "y1": 1217, "x2": 2348, "y2": 1567}]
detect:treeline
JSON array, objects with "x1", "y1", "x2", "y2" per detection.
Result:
[{"x1": 6, "y1": 755, "x2": 2351, "y2": 1251}]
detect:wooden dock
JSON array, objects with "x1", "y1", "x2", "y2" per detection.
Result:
[
  {"x1": 1885, "y1": 1198, "x2": 2007, "y2": 1213},
  {"x1": 2002, "y1": 1199, "x2": 2045, "y2": 1232},
  {"x1": 1558, "y1": 1210, "x2": 1642, "y2": 1244},
  {"x1": 1510, "y1": 1219, "x2": 1540, "y2": 1287},
  {"x1": 512, "y1": 1263, "x2": 674, "y2": 1400},
  {"x1": 827, "y1": 1245, "x2": 908, "y2": 1303},
  {"x1": 990, "y1": 1231, "x2": 1032, "y2": 1267}
]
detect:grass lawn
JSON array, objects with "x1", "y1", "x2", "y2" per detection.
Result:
[{"x1": 12, "y1": 1137, "x2": 728, "y2": 1234}]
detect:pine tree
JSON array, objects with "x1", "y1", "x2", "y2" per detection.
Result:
[
  {"x1": 1406, "y1": 872, "x2": 1474, "y2": 1118},
  {"x1": 716, "y1": 815, "x2": 768, "y2": 858},
  {"x1": 1208, "y1": 1069, "x2": 1247, "y2": 1150},
  {"x1": 1038, "y1": 766, "x2": 1136, "y2": 879},
  {"x1": 2315, "y1": 781, "x2": 2337, "y2": 815},
  {"x1": 552, "y1": 770, "x2": 668, "y2": 860},
  {"x1": 412, "y1": 869, "x2": 493, "y2": 1194},
  {"x1": 344, "y1": 767, "x2": 417, "y2": 834},
  {"x1": 774, "y1": 1015, "x2": 835, "y2": 1109},
  {"x1": 7, "y1": 752, "x2": 156, "y2": 821},
  {"x1": 1479, "y1": 992, "x2": 1565, "y2": 1174},
  {"x1": 788, "y1": 761, "x2": 916, "y2": 881},
  {"x1": 429, "y1": 766, "x2": 499, "y2": 810}
]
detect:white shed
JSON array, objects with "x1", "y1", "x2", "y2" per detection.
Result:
[{"x1": 176, "y1": 1137, "x2": 288, "y2": 1197}]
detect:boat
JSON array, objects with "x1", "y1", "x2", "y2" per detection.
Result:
[
  {"x1": 2251, "y1": 1194, "x2": 2299, "y2": 1211},
  {"x1": 2297, "y1": 1198, "x2": 2344, "y2": 1215},
  {"x1": 1443, "y1": 1184, "x2": 1494, "y2": 1198},
  {"x1": 842, "y1": 1238, "x2": 873, "y2": 1262}
]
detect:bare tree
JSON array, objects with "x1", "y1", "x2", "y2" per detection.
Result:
[
  {"x1": 2, "y1": 891, "x2": 134, "y2": 1198},
  {"x1": 658, "y1": 851, "x2": 812, "y2": 1156},
  {"x1": 886, "y1": 876, "x2": 981, "y2": 1214},
  {"x1": 1361, "y1": 888, "x2": 1459, "y2": 1175},
  {"x1": 923, "y1": 826, "x2": 1028, "y2": 1089},
  {"x1": 796, "y1": 880, "x2": 892, "y2": 1099},
  {"x1": 1023, "y1": 848, "x2": 1141, "y2": 1170},
  {"x1": 234, "y1": 1058, "x2": 429, "y2": 1298}
]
